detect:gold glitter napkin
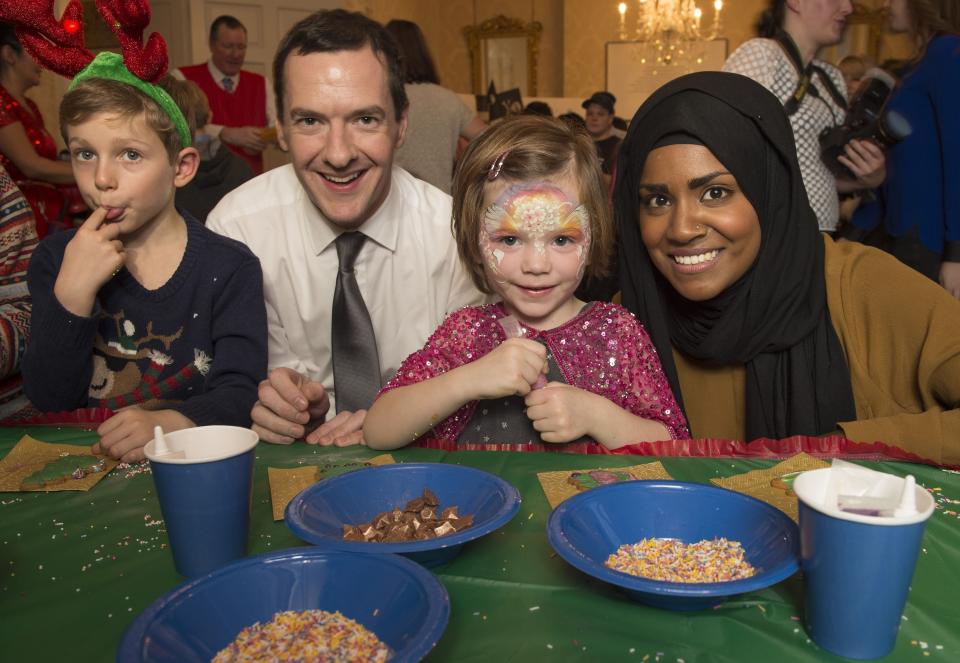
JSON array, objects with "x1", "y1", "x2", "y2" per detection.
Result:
[
  {"x1": 268, "y1": 454, "x2": 395, "y2": 520},
  {"x1": 537, "y1": 462, "x2": 672, "y2": 509},
  {"x1": 710, "y1": 452, "x2": 830, "y2": 521},
  {"x1": 0, "y1": 435, "x2": 117, "y2": 492}
]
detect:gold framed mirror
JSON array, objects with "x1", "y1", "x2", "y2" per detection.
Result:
[{"x1": 463, "y1": 15, "x2": 542, "y2": 96}]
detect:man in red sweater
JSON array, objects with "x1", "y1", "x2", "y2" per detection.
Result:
[{"x1": 174, "y1": 15, "x2": 275, "y2": 174}]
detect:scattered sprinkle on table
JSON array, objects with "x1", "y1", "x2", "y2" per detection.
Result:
[
  {"x1": 212, "y1": 609, "x2": 388, "y2": 662},
  {"x1": 605, "y1": 538, "x2": 756, "y2": 583}
]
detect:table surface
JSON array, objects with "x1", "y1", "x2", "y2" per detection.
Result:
[{"x1": 1, "y1": 427, "x2": 958, "y2": 662}]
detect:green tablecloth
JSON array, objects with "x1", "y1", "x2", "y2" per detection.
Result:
[{"x1": 1, "y1": 427, "x2": 958, "y2": 662}]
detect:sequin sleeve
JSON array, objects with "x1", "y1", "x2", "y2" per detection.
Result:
[
  {"x1": 0, "y1": 90, "x2": 19, "y2": 128},
  {"x1": 601, "y1": 303, "x2": 689, "y2": 440},
  {"x1": 377, "y1": 304, "x2": 502, "y2": 443}
]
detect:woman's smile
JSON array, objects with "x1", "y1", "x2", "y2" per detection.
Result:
[{"x1": 670, "y1": 248, "x2": 722, "y2": 270}]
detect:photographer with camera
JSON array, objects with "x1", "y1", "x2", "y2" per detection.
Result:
[
  {"x1": 724, "y1": 0, "x2": 886, "y2": 235},
  {"x1": 846, "y1": 0, "x2": 960, "y2": 297}
]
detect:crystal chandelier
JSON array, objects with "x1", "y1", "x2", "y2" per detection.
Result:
[{"x1": 617, "y1": 0, "x2": 724, "y2": 68}]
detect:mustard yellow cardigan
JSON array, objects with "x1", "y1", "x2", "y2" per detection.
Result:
[{"x1": 673, "y1": 236, "x2": 960, "y2": 466}]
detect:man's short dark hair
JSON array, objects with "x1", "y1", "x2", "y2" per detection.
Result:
[
  {"x1": 272, "y1": 9, "x2": 408, "y2": 122},
  {"x1": 209, "y1": 15, "x2": 246, "y2": 42}
]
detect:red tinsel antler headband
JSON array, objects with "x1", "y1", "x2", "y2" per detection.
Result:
[
  {"x1": 94, "y1": 0, "x2": 167, "y2": 82},
  {"x1": 1, "y1": 0, "x2": 169, "y2": 82},
  {"x1": 0, "y1": 1, "x2": 190, "y2": 147},
  {"x1": 1, "y1": 0, "x2": 91, "y2": 78}
]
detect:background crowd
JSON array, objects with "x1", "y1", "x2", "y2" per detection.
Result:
[{"x1": 0, "y1": 0, "x2": 956, "y2": 467}]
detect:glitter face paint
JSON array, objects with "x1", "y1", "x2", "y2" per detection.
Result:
[{"x1": 478, "y1": 179, "x2": 592, "y2": 329}]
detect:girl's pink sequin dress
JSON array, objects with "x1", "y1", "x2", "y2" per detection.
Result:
[{"x1": 378, "y1": 301, "x2": 689, "y2": 453}]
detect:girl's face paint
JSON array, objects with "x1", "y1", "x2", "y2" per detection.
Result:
[{"x1": 478, "y1": 174, "x2": 592, "y2": 330}]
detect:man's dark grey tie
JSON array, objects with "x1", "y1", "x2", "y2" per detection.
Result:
[
  {"x1": 222, "y1": 76, "x2": 234, "y2": 93},
  {"x1": 331, "y1": 232, "x2": 381, "y2": 413}
]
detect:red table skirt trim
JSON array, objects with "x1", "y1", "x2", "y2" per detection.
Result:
[
  {"x1": 414, "y1": 435, "x2": 959, "y2": 470},
  {"x1": 0, "y1": 407, "x2": 114, "y2": 429},
  {"x1": 3, "y1": 413, "x2": 952, "y2": 471}
]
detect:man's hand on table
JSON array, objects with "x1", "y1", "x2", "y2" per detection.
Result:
[
  {"x1": 305, "y1": 409, "x2": 366, "y2": 446},
  {"x1": 93, "y1": 407, "x2": 193, "y2": 463},
  {"x1": 252, "y1": 367, "x2": 331, "y2": 444}
]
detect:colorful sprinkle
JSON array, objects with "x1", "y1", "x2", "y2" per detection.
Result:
[
  {"x1": 605, "y1": 538, "x2": 756, "y2": 583},
  {"x1": 212, "y1": 610, "x2": 389, "y2": 662}
]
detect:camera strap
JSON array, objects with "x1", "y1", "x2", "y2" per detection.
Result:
[{"x1": 773, "y1": 31, "x2": 848, "y2": 116}]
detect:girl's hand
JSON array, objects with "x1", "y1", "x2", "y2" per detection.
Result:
[
  {"x1": 524, "y1": 382, "x2": 596, "y2": 443},
  {"x1": 462, "y1": 337, "x2": 547, "y2": 400},
  {"x1": 54, "y1": 208, "x2": 125, "y2": 316}
]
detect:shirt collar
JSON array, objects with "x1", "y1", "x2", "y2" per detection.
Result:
[
  {"x1": 302, "y1": 166, "x2": 402, "y2": 255},
  {"x1": 207, "y1": 60, "x2": 238, "y2": 87}
]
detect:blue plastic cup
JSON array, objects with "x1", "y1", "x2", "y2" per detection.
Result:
[
  {"x1": 144, "y1": 425, "x2": 259, "y2": 578},
  {"x1": 794, "y1": 467, "x2": 934, "y2": 659}
]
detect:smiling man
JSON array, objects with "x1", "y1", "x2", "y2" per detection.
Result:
[
  {"x1": 207, "y1": 9, "x2": 484, "y2": 446},
  {"x1": 174, "y1": 15, "x2": 276, "y2": 174}
]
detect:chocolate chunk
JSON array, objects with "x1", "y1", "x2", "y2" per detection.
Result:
[
  {"x1": 342, "y1": 487, "x2": 473, "y2": 543},
  {"x1": 342, "y1": 524, "x2": 364, "y2": 541},
  {"x1": 441, "y1": 506, "x2": 459, "y2": 520},
  {"x1": 383, "y1": 524, "x2": 411, "y2": 542},
  {"x1": 433, "y1": 521, "x2": 456, "y2": 537}
]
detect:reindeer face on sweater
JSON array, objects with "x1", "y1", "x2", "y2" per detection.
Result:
[{"x1": 90, "y1": 310, "x2": 210, "y2": 407}]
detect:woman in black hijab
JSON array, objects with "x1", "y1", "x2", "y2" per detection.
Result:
[{"x1": 615, "y1": 71, "x2": 960, "y2": 467}]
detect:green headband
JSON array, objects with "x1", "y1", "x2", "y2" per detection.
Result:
[{"x1": 68, "y1": 52, "x2": 192, "y2": 149}]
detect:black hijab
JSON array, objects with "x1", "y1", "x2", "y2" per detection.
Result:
[{"x1": 615, "y1": 71, "x2": 856, "y2": 440}]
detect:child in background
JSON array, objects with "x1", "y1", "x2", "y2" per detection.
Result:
[
  {"x1": 837, "y1": 54, "x2": 869, "y2": 100},
  {"x1": 364, "y1": 115, "x2": 687, "y2": 452},
  {"x1": 22, "y1": 51, "x2": 267, "y2": 462},
  {"x1": 170, "y1": 78, "x2": 253, "y2": 223}
]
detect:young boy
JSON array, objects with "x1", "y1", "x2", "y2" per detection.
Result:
[
  {"x1": 21, "y1": 54, "x2": 267, "y2": 462},
  {"x1": 169, "y1": 78, "x2": 253, "y2": 223}
]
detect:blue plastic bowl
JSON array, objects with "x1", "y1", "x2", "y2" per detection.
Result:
[
  {"x1": 547, "y1": 480, "x2": 800, "y2": 611},
  {"x1": 285, "y1": 463, "x2": 521, "y2": 567},
  {"x1": 117, "y1": 547, "x2": 449, "y2": 662}
]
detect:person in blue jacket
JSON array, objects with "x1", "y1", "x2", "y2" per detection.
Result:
[{"x1": 848, "y1": 0, "x2": 960, "y2": 297}]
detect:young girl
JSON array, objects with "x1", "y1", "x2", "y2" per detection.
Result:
[{"x1": 363, "y1": 115, "x2": 688, "y2": 452}]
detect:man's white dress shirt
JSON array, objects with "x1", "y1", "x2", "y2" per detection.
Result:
[{"x1": 207, "y1": 165, "x2": 485, "y2": 412}]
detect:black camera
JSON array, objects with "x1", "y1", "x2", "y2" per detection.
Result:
[{"x1": 819, "y1": 68, "x2": 912, "y2": 180}]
